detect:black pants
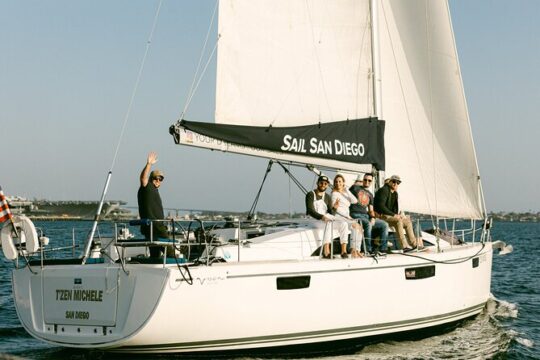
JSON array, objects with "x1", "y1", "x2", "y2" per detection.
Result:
[{"x1": 141, "y1": 223, "x2": 170, "y2": 258}]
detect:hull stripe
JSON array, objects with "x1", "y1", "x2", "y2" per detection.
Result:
[
  {"x1": 220, "y1": 249, "x2": 490, "y2": 280},
  {"x1": 116, "y1": 302, "x2": 486, "y2": 352}
]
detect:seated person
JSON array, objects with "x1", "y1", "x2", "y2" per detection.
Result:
[
  {"x1": 374, "y1": 175, "x2": 422, "y2": 251},
  {"x1": 305, "y1": 175, "x2": 348, "y2": 259},
  {"x1": 349, "y1": 173, "x2": 390, "y2": 254},
  {"x1": 330, "y1": 174, "x2": 364, "y2": 259}
]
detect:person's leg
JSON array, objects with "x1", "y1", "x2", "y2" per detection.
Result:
[
  {"x1": 323, "y1": 243, "x2": 330, "y2": 257},
  {"x1": 402, "y1": 216, "x2": 416, "y2": 248},
  {"x1": 374, "y1": 219, "x2": 389, "y2": 251},
  {"x1": 350, "y1": 224, "x2": 364, "y2": 257},
  {"x1": 341, "y1": 242, "x2": 348, "y2": 257},
  {"x1": 337, "y1": 220, "x2": 350, "y2": 257},
  {"x1": 352, "y1": 213, "x2": 370, "y2": 252},
  {"x1": 359, "y1": 215, "x2": 372, "y2": 253},
  {"x1": 383, "y1": 215, "x2": 407, "y2": 249}
]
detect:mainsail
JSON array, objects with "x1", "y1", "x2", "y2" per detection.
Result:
[{"x1": 172, "y1": 0, "x2": 485, "y2": 219}]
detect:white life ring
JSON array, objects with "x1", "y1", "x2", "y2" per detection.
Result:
[{"x1": 1, "y1": 215, "x2": 39, "y2": 260}]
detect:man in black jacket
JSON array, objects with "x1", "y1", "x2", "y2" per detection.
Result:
[{"x1": 374, "y1": 175, "x2": 420, "y2": 251}]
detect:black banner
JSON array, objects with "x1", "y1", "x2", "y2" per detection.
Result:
[{"x1": 175, "y1": 118, "x2": 386, "y2": 170}]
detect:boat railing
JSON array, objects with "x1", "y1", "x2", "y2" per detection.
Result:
[
  {"x1": 419, "y1": 217, "x2": 489, "y2": 247},
  {"x1": 112, "y1": 217, "x2": 321, "y2": 265},
  {"x1": 111, "y1": 218, "x2": 238, "y2": 266}
]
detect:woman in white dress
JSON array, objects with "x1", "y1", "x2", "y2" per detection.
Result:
[{"x1": 331, "y1": 174, "x2": 364, "y2": 258}]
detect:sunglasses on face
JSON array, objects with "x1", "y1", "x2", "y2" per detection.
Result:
[{"x1": 154, "y1": 177, "x2": 164, "y2": 182}]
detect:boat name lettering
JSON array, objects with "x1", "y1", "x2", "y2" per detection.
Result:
[
  {"x1": 281, "y1": 135, "x2": 365, "y2": 157},
  {"x1": 55, "y1": 289, "x2": 104, "y2": 302},
  {"x1": 65, "y1": 310, "x2": 90, "y2": 320}
]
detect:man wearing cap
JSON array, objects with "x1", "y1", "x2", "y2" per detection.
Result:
[
  {"x1": 305, "y1": 175, "x2": 348, "y2": 258},
  {"x1": 137, "y1": 151, "x2": 169, "y2": 257},
  {"x1": 349, "y1": 173, "x2": 389, "y2": 255},
  {"x1": 374, "y1": 175, "x2": 420, "y2": 251}
]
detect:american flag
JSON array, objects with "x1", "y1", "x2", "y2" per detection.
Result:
[{"x1": 0, "y1": 185, "x2": 13, "y2": 224}]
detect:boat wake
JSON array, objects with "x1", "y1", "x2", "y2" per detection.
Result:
[{"x1": 326, "y1": 295, "x2": 520, "y2": 360}]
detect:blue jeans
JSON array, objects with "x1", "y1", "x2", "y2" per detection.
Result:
[{"x1": 350, "y1": 213, "x2": 389, "y2": 252}]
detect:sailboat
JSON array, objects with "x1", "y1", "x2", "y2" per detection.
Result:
[{"x1": 2, "y1": 0, "x2": 507, "y2": 354}]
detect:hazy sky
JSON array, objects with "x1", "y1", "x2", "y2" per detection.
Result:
[{"x1": 1, "y1": 1, "x2": 539, "y2": 214}]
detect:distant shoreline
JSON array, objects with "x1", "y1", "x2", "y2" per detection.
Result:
[{"x1": 24, "y1": 213, "x2": 540, "y2": 223}]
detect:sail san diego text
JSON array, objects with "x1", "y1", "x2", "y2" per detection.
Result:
[{"x1": 281, "y1": 135, "x2": 365, "y2": 156}]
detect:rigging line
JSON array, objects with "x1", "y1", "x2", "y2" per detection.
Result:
[
  {"x1": 179, "y1": 0, "x2": 219, "y2": 120},
  {"x1": 82, "y1": 1, "x2": 163, "y2": 263},
  {"x1": 305, "y1": 0, "x2": 333, "y2": 121},
  {"x1": 399, "y1": 243, "x2": 486, "y2": 264},
  {"x1": 247, "y1": 160, "x2": 274, "y2": 219},
  {"x1": 380, "y1": 2, "x2": 434, "y2": 218},
  {"x1": 277, "y1": 161, "x2": 309, "y2": 194},
  {"x1": 110, "y1": 0, "x2": 163, "y2": 171},
  {"x1": 425, "y1": 1, "x2": 439, "y2": 230},
  {"x1": 181, "y1": 37, "x2": 219, "y2": 120}
]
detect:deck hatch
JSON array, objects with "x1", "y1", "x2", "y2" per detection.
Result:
[
  {"x1": 404, "y1": 265, "x2": 435, "y2": 280},
  {"x1": 276, "y1": 275, "x2": 311, "y2": 290}
]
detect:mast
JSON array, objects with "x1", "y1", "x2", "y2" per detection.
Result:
[
  {"x1": 370, "y1": 0, "x2": 383, "y2": 187},
  {"x1": 370, "y1": 0, "x2": 382, "y2": 120}
]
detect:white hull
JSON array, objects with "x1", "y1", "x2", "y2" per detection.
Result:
[{"x1": 11, "y1": 232, "x2": 492, "y2": 353}]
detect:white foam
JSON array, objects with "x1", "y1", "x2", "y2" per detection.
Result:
[
  {"x1": 488, "y1": 294, "x2": 519, "y2": 318},
  {"x1": 516, "y1": 337, "x2": 534, "y2": 348},
  {"x1": 496, "y1": 299, "x2": 519, "y2": 318}
]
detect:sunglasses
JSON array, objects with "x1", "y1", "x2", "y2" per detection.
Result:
[{"x1": 154, "y1": 177, "x2": 164, "y2": 182}]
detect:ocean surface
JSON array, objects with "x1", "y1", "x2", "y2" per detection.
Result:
[{"x1": 0, "y1": 221, "x2": 538, "y2": 359}]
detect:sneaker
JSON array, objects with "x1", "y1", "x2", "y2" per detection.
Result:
[
  {"x1": 390, "y1": 249, "x2": 403, "y2": 254},
  {"x1": 403, "y1": 247, "x2": 414, "y2": 253},
  {"x1": 341, "y1": 253, "x2": 348, "y2": 259},
  {"x1": 322, "y1": 253, "x2": 332, "y2": 259}
]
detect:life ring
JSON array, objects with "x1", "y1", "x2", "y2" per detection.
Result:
[{"x1": 1, "y1": 215, "x2": 39, "y2": 260}]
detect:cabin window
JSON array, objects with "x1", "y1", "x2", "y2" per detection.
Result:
[
  {"x1": 404, "y1": 265, "x2": 435, "y2": 280},
  {"x1": 276, "y1": 276, "x2": 311, "y2": 290},
  {"x1": 472, "y1": 257, "x2": 479, "y2": 268}
]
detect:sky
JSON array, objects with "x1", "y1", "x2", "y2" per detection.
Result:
[{"x1": 1, "y1": 0, "x2": 539, "y2": 215}]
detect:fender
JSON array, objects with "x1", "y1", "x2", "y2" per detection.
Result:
[{"x1": 1, "y1": 215, "x2": 39, "y2": 260}]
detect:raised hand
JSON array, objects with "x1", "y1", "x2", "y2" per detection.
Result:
[{"x1": 147, "y1": 151, "x2": 158, "y2": 165}]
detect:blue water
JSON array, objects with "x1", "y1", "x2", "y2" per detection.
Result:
[{"x1": 0, "y1": 221, "x2": 538, "y2": 359}]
